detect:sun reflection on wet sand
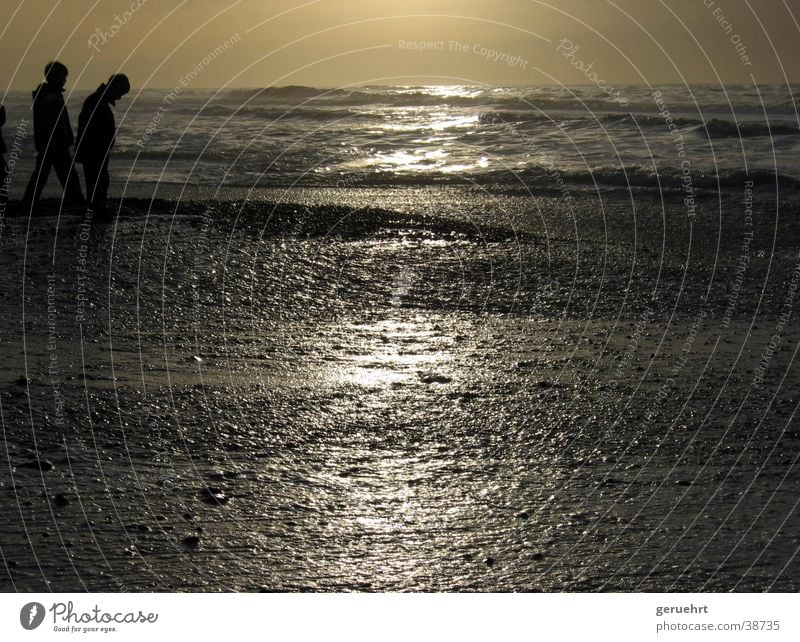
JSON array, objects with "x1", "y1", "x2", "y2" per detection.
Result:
[
  {"x1": 315, "y1": 445, "x2": 485, "y2": 587},
  {"x1": 305, "y1": 316, "x2": 477, "y2": 584},
  {"x1": 329, "y1": 320, "x2": 453, "y2": 388}
]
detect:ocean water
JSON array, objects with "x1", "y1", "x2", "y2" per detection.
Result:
[{"x1": 1, "y1": 84, "x2": 799, "y2": 197}]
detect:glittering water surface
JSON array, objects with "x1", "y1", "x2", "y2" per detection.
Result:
[
  {"x1": 2, "y1": 84, "x2": 800, "y2": 198},
  {"x1": 1, "y1": 188, "x2": 799, "y2": 592}
]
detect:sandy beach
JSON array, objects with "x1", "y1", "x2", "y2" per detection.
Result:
[{"x1": 0, "y1": 186, "x2": 798, "y2": 592}]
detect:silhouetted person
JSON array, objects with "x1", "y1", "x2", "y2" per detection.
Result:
[
  {"x1": 76, "y1": 75, "x2": 130, "y2": 219},
  {"x1": 0, "y1": 105, "x2": 7, "y2": 204},
  {"x1": 22, "y1": 61, "x2": 85, "y2": 210}
]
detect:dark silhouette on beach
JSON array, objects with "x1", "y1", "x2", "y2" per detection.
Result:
[
  {"x1": 0, "y1": 105, "x2": 7, "y2": 204},
  {"x1": 76, "y1": 74, "x2": 130, "y2": 219},
  {"x1": 22, "y1": 62, "x2": 84, "y2": 210}
]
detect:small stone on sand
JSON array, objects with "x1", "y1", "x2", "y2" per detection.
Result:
[
  {"x1": 20, "y1": 459, "x2": 55, "y2": 471},
  {"x1": 420, "y1": 373, "x2": 452, "y2": 384},
  {"x1": 182, "y1": 535, "x2": 201, "y2": 549},
  {"x1": 201, "y1": 487, "x2": 229, "y2": 505}
]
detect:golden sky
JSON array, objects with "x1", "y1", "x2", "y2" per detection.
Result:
[{"x1": 1, "y1": 0, "x2": 799, "y2": 90}]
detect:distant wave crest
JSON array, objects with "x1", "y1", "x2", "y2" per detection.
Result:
[{"x1": 701, "y1": 118, "x2": 800, "y2": 138}]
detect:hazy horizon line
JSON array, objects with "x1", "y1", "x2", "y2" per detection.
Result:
[{"x1": 4, "y1": 81, "x2": 799, "y2": 93}]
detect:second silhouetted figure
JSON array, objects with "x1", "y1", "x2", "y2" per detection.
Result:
[{"x1": 76, "y1": 74, "x2": 130, "y2": 219}]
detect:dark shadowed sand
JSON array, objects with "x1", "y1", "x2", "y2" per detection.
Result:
[{"x1": 1, "y1": 187, "x2": 798, "y2": 592}]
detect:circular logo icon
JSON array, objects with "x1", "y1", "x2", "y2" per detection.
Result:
[{"x1": 20, "y1": 602, "x2": 46, "y2": 630}]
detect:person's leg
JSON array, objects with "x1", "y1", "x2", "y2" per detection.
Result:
[
  {"x1": 84, "y1": 158, "x2": 111, "y2": 218},
  {"x1": 22, "y1": 152, "x2": 52, "y2": 209},
  {"x1": 52, "y1": 154, "x2": 85, "y2": 206},
  {"x1": 94, "y1": 160, "x2": 110, "y2": 217},
  {"x1": 83, "y1": 158, "x2": 100, "y2": 210}
]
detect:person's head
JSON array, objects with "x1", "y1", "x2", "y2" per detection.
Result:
[
  {"x1": 104, "y1": 74, "x2": 130, "y2": 105},
  {"x1": 44, "y1": 61, "x2": 68, "y2": 89}
]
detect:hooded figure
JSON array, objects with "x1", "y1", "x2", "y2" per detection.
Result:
[
  {"x1": 76, "y1": 74, "x2": 130, "y2": 219},
  {"x1": 22, "y1": 61, "x2": 85, "y2": 209}
]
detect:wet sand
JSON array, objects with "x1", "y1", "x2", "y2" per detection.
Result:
[{"x1": 1, "y1": 187, "x2": 799, "y2": 591}]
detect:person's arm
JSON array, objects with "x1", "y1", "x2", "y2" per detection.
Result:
[{"x1": 92, "y1": 106, "x2": 115, "y2": 153}]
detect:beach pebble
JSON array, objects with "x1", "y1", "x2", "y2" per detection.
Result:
[
  {"x1": 420, "y1": 373, "x2": 452, "y2": 384},
  {"x1": 484, "y1": 556, "x2": 496, "y2": 567},
  {"x1": 200, "y1": 487, "x2": 229, "y2": 505},
  {"x1": 14, "y1": 375, "x2": 31, "y2": 386},
  {"x1": 530, "y1": 552, "x2": 545, "y2": 561},
  {"x1": 19, "y1": 459, "x2": 55, "y2": 472},
  {"x1": 54, "y1": 494, "x2": 69, "y2": 508},
  {"x1": 516, "y1": 511, "x2": 530, "y2": 520},
  {"x1": 182, "y1": 535, "x2": 201, "y2": 549},
  {"x1": 447, "y1": 391, "x2": 480, "y2": 402}
]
